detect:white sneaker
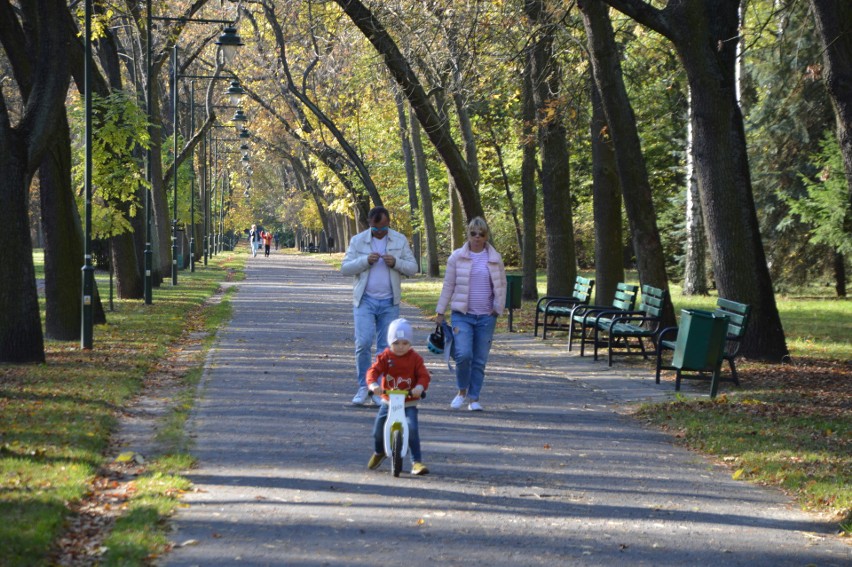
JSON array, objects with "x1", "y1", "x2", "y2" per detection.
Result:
[
  {"x1": 352, "y1": 387, "x2": 369, "y2": 405},
  {"x1": 450, "y1": 394, "x2": 466, "y2": 409},
  {"x1": 371, "y1": 394, "x2": 383, "y2": 406},
  {"x1": 468, "y1": 401, "x2": 483, "y2": 411}
]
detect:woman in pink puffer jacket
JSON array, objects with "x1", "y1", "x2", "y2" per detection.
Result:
[{"x1": 435, "y1": 217, "x2": 506, "y2": 411}]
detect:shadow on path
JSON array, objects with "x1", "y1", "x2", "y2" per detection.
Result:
[{"x1": 163, "y1": 252, "x2": 850, "y2": 566}]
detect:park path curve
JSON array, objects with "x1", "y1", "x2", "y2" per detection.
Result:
[{"x1": 162, "y1": 251, "x2": 850, "y2": 566}]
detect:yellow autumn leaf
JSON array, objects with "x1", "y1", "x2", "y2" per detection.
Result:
[{"x1": 732, "y1": 469, "x2": 744, "y2": 480}]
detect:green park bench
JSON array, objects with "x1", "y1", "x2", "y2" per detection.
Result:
[
  {"x1": 567, "y1": 282, "x2": 639, "y2": 356},
  {"x1": 592, "y1": 284, "x2": 668, "y2": 366},
  {"x1": 533, "y1": 276, "x2": 595, "y2": 339},
  {"x1": 654, "y1": 297, "x2": 752, "y2": 390}
]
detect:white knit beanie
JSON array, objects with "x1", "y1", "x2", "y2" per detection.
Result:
[{"x1": 387, "y1": 318, "x2": 413, "y2": 344}]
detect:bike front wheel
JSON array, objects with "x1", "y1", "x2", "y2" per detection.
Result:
[{"x1": 391, "y1": 429, "x2": 403, "y2": 477}]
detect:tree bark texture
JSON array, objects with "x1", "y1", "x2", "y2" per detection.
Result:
[
  {"x1": 580, "y1": 0, "x2": 674, "y2": 325},
  {"x1": 449, "y1": 177, "x2": 466, "y2": 250},
  {"x1": 525, "y1": 0, "x2": 577, "y2": 297},
  {"x1": 521, "y1": 70, "x2": 539, "y2": 301},
  {"x1": 333, "y1": 0, "x2": 483, "y2": 221},
  {"x1": 810, "y1": 0, "x2": 852, "y2": 243},
  {"x1": 589, "y1": 82, "x2": 624, "y2": 306},
  {"x1": 410, "y1": 110, "x2": 439, "y2": 277},
  {"x1": 395, "y1": 91, "x2": 421, "y2": 270},
  {"x1": 601, "y1": 0, "x2": 788, "y2": 360},
  {"x1": 682, "y1": 95, "x2": 708, "y2": 296},
  {"x1": 0, "y1": 0, "x2": 71, "y2": 362},
  {"x1": 39, "y1": 114, "x2": 86, "y2": 340}
]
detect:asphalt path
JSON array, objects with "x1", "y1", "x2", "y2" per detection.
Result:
[{"x1": 162, "y1": 251, "x2": 850, "y2": 566}]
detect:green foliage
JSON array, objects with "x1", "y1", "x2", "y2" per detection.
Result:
[
  {"x1": 742, "y1": 1, "x2": 838, "y2": 287},
  {"x1": 70, "y1": 91, "x2": 150, "y2": 239},
  {"x1": 785, "y1": 131, "x2": 852, "y2": 255}
]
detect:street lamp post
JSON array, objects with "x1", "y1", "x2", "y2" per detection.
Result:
[
  {"x1": 181, "y1": 78, "x2": 237, "y2": 268},
  {"x1": 144, "y1": 0, "x2": 156, "y2": 304},
  {"x1": 82, "y1": 0, "x2": 94, "y2": 348},
  {"x1": 145, "y1": 1, "x2": 242, "y2": 296},
  {"x1": 172, "y1": 45, "x2": 179, "y2": 285},
  {"x1": 209, "y1": 136, "x2": 244, "y2": 255},
  {"x1": 189, "y1": 80, "x2": 196, "y2": 272}
]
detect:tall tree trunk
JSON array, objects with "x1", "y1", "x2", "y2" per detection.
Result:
[
  {"x1": 0, "y1": 128, "x2": 44, "y2": 361},
  {"x1": 487, "y1": 122, "x2": 523, "y2": 255},
  {"x1": 410, "y1": 110, "x2": 439, "y2": 277},
  {"x1": 580, "y1": 0, "x2": 674, "y2": 325},
  {"x1": 0, "y1": 0, "x2": 69, "y2": 362},
  {"x1": 449, "y1": 178, "x2": 466, "y2": 249},
  {"x1": 682, "y1": 92, "x2": 708, "y2": 295},
  {"x1": 832, "y1": 251, "x2": 846, "y2": 297},
  {"x1": 395, "y1": 91, "x2": 420, "y2": 270},
  {"x1": 590, "y1": 82, "x2": 624, "y2": 305},
  {"x1": 602, "y1": 0, "x2": 788, "y2": 360},
  {"x1": 521, "y1": 70, "x2": 539, "y2": 301},
  {"x1": 810, "y1": 0, "x2": 852, "y2": 244},
  {"x1": 39, "y1": 111, "x2": 108, "y2": 340},
  {"x1": 525, "y1": 0, "x2": 577, "y2": 297},
  {"x1": 149, "y1": 92, "x2": 168, "y2": 287}
]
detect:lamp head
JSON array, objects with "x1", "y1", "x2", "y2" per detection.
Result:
[
  {"x1": 216, "y1": 26, "x2": 244, "y2": 65},
  {"x1": 226, "y1": 80, "x2": 245, "y2": 106}
]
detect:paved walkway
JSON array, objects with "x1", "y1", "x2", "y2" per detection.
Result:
[{"x1": 163, "y1": 252, "x2": 850, "y2": 566}]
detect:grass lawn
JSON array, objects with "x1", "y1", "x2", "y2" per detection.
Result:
[{"x1": 1, "y1": 249, "x2": 245, "y2": 565}]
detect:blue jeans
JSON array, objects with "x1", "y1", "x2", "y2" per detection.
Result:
[
  {"x1": 451, "y1": 311, "x2": 497, "y2": 401},
  {"x1": 372, "y1": 404, "x2": 422, "y2": 463},
  {"x1": 354, "y1": 296, "x2": 399, "y2": 388}
]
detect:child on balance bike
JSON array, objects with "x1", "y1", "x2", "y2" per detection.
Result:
[{"x1": 366, "y1": 319, "x2": 431, "y2": 475}]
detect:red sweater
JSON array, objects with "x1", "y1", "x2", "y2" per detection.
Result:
[{"x1": 366, "y1": 348, "x2": 431, "y2": 405}]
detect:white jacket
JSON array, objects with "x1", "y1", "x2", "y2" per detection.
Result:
[{"x1": 340, "y1": 229, "x2": 418, "y2": 306}]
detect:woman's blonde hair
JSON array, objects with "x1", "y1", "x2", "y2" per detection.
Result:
[{"x1": 468, "y1": 216, "x2": 489, "y2": 236}]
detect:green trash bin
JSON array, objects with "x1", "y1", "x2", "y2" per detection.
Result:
[
  {"x1": 505, "y1": 274, "x2": 522, "y2": 309},
  {"x1": 671, "y1": 309, "x2": 729, "y2": 397},
  {"x1": 505, "y1": 274, "x2": 523, "y2": 332}
]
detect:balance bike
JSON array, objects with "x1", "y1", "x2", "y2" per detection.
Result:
[{"x1": 383, "y1": 389, "x2": 409, "y2": 477}]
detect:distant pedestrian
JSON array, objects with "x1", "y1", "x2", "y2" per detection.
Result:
[
  {"x1": 366, "y1": 318, "x2": 430, "y2": 475},
  {"x1": 341, "y1": 206, "x2": 418, "y2": 406},
  {"x1": 274, "y1": 233, "x2": 279, "y2": 250},
  {"x1": 262, "y1": 230, "x2": 273, "y2": 257},
  {"x1": 435, "y1": 217, "x2": 506, "y2": 411},
  {"x1": 249, "y1": 224, "x2": 261, "y2": 258}
]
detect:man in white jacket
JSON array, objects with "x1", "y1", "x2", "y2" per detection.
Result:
[{"x1": 341, "y1": 207, "x2": 418, "y2": 405}]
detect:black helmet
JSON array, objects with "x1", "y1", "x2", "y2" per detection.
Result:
[{"x1": 427, "y1": 323, "x2": 444, "y2": 354}]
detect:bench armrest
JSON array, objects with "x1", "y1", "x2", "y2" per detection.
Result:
[
  {"x1": 656, "y1": 325, "x2": 679, "y2": 344},
  {"x1": 584, "y1": 308, "x2": 626, "y2": 325},
  {"x1": 572, "y1": 303, "x2": 616, "y2": 316},
  {"x1": 537, "y1": 295, "x2": 581, "y2": 310}
]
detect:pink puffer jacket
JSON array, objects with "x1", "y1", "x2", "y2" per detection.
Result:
[{"x1": 436, "y1": 242, "x2": 507, "y2": 316}]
